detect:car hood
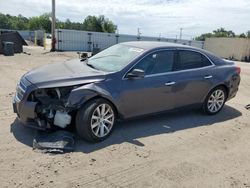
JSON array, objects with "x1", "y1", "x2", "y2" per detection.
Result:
[{"x1": 24, "y1": 59, "x2": 106, "y2": 88}]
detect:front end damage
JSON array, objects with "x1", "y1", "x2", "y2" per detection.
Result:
[
  {"x1": 13, "y1": 80, "x2": 94, "y2": 130},
  {"x1": 29, "y1": 87, "x2": 76, "y2": 129},
  {"x1": 13, "y1": 59, "x2": 108, "y2": 130}
]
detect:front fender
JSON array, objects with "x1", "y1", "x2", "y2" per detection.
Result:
[{"x1": 66, "y1": 83, "x2": 113, "y2": 109}]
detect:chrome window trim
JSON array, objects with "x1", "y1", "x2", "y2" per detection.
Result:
[
  {"x1": 18, "y1": 84, "x2": 26, "y2": 93},
  {"x1": 144, "y1": 64, "x2": 214, "y2": 78},
  {"x1": 15, "y1": 93, "x2": 21, "y2": 102},
  {"x1": 122, "y1": 48, "x2": 215, "y2": 80}
]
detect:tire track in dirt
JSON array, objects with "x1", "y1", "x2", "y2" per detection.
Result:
[{"x1": 56, "y1": 160, "x2": 159, "y2": 188}]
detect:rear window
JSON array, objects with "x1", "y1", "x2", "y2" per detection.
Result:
[{"x1": 176, "y1": 51, "x2": 212, "y2": 70}]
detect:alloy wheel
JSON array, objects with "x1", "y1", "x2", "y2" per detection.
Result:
[
  {"x1": 207, "y1": 89, "x2": 225, "y2": 113},
  {"x1": 90, "y1": 103, "x2": 115, "y2": 138}
]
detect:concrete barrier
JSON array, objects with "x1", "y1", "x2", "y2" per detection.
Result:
[{"x1": 204, "y1": 38, "x2": 250, "y2": 61}]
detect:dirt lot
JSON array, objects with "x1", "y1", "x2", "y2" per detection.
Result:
[{"x1": 0, "y1": 46, "x2": 250, "y2": 188}]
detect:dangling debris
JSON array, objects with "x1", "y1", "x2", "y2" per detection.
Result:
[{"x1": 33, "y1": 130, "x2": 75, "y2": 153}]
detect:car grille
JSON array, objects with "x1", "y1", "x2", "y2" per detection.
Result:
[{"x1": 15, "y1": 79, "x2": 27, "y2": 102}]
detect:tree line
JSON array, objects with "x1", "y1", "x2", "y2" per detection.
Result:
[
  {"x1": 1, "y1": 13, "x2": 249, "y2": 41},
  {"x1": 195, "y1": 28, "x2": 250, "y2": 41},
  {"x1": 0, "y1": 13, "x2": 117, "y2": 33}
]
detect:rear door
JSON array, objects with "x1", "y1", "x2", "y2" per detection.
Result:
[{"x1": 172, "y1": 49, "x2": 215, "y2": 108}]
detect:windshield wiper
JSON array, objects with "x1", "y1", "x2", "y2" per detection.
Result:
[
  {"x1": 90, "y1": 55, "x2": 120, "y2": 60},
  {"x1": 85, "y1": 62, "x2": 99, "y2": 70}
]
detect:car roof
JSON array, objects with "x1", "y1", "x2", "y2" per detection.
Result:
[
  {"x1": 121, "y1": 41, "x2": 198, "y2": 50},
  {"x1": 121, "y1": 41, "x2": 226, "y2": 65}
]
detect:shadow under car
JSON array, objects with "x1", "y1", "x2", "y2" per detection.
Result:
[{"x1": 10, "y1": 105, "x2": 242, "y2": 153}]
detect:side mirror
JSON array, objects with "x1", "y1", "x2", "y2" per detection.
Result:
[{"x1": 126, "y1": 69, "x2": 145, "y2": 79}]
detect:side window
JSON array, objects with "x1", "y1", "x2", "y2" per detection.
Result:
[
  {"x1": 176, "y1": 51, "x2": 212, "y2": 70},
  {"x1": 133, "y1": 50, "x2": 174, "y2": 75},
  {"x1": 202, "y1": 55, "x2": 212, "y2": 66}
]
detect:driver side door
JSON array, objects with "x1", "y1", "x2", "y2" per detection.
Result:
[{"x1": 119, "y1": 49, "x2": 177, "y2": 118}]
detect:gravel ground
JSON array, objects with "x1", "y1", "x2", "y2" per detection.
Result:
[{"x1": 0, "y1": 46, "x2": 250, "y2": 188}]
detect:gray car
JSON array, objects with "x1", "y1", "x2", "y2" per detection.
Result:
[{"x1": 13, "y1": 41, "x2": 241, "y2": 142}]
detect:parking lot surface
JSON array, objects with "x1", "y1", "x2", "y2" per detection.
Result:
[{"x1": 0, "y1": 46, "x2": 250, "y2": 188}]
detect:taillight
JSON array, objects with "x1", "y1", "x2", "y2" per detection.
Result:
[{"x1": 235, "y1": 66, "x2": 241, "y2": 74}]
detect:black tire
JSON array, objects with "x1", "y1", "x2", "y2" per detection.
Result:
[
  {"x1": 76, "y1": 98, "x2": 116, "y2": 142},
  {"x1": 202, "y1": 86, "x2": 227, "y2": 115}
]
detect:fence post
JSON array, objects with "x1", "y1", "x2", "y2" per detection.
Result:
[
  {"x1": 44, "y1": 31, "x2": 46, "y2": 50},
  {"x1": 34, "y1": 31, "x2": 37, "y2": 46},
  {"x1": 88, "y1": 33, "x2": 92, "y2": 52}
]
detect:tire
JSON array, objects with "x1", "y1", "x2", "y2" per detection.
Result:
[
  {"x1": 76, "y1": 98, "x2": 116, "y2": 142},
  {"x1": 202, "y1": 86, "x2": 227, "y2": 115}
]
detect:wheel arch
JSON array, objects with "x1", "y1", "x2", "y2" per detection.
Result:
[
  {"x1": 67, "y1": 83, "x2": 121, "y2": 117},
  {"x1": 203, "y1": 83, "x2": 229, "y2": 103},
  {"x1": 217, "y1": 84, "x2": 229, "y2": 99},
  {"x1": 80, "y1": 95, "x2": 121, "y2": 119},
  {"x1": 202, "y1": 84, "x2": 229, "y2": 115}
]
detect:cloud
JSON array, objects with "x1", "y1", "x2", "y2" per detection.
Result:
[{"x1": 0, "y1": 0, "x2": 249, "y2": 39}]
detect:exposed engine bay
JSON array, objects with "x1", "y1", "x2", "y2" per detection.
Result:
[{"x1": 28, "y1": 87, "x2": 76, "y2": 129}]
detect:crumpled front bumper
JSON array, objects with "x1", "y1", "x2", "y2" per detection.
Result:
[
  {"x1": 12, "y1": 95, "x2": 37, "y2": 122},
  {"x1": 13, "y1": 96, "x2": 49, "y2": 130},
  {"x1": 12, "y1": 77, "x2": 48, "y2": 130}
]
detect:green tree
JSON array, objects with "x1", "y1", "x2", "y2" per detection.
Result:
[
  {"x1": 64, "y1": 19, "x2": 72, "y2": 29},
  {"x1": 83, "y1": 15, "x2": 117, "y2": 33},
  {"x1": 195, "y1": 28, "x2": 237, "y2": 41},
  {"x1": 0, "y1": 13, "x2": 117, "y2": 33},
  {"x1": 15, "y1": 14, "x2": 29, "y2": 30},
  {"x1": 0, "y1": 13, "x2": 11, "y2": 29},
  {"x1": 195, "y1": 33, "x2": 213, "y2": 41},
  {"x1": 239, "y1": 33, "x2": 246, "y2": 38},
  {"x1": 213, "y1": 28, "x2": 235, "y2": 37},
  {"x1": 0, "y1": 13, "x2": 28, "y2": 30},
  {"x1": 29, "y1": 13, "x2": 51, "y2": 32},
  {"x1": 247, "y1": 31, "x2": 250, "y2": 38}
]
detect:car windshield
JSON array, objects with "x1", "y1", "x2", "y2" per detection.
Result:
[{"x1": 86, "y1": 44, "x2": 144, "y2": 72}]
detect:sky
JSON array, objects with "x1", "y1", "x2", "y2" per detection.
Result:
[{"x1": 0, "y1": 0, "x2": 250, "y2": 39}]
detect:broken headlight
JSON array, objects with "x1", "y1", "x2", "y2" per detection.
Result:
[{"x1": 29, "y1": 86, "x2": 80, "y2": 128}]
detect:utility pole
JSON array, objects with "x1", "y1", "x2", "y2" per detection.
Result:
[
  {"x1": 158, "y1": 33, "x2": 161, "y2": 41},
  {"x1": 116, "y1": 26, "x2": 119, "y2": 34},
  {"x1": 179, "y1": 28, "x2": 183, "y2": 40},
  {"x1": 51, "y1": 0, "x2": 56, "y2": 51},
  {"x1": 137, "y1": 28, "x2": 141, "y2": 40},
  {"x1": 115, "y1": 26, "x2": 119, "y2": 44}
]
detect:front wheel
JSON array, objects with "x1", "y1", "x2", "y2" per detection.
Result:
[
  {"x1": 202, "y1": 86, "x2": 227, "y2": 115},
  {"x1": 76, "y1": 98, "x2": 116, "y2": 142}
]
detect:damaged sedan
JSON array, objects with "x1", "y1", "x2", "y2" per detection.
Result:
[{"x1": 13, "y1": 41, "x2": 241, "y2": 142}]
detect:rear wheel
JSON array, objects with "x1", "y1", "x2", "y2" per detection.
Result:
[
  {"x1": 76, "y1": 98, "x2": 116, "y2": 142},
  {"x1": 203, "y1": 86, "x2": 227, "y2": 115}
]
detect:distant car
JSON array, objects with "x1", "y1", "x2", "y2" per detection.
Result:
[
  {"x1": 46, "y1": 34, "x2": 52, "y2": 39},
  {"x1": 13, "y1": 42, "x2": 241, "y2": 142}
]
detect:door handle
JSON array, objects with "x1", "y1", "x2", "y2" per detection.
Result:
[
  {"x1": 204, "y1": 75, "x2": 213, "y2": 79},
  {"x1": 165, "y1": 81, "x2": 176, "y2": 86}
]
